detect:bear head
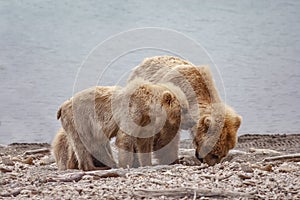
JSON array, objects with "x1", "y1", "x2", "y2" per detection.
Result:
[
  {"x1": 192, "y1": 104, "x2": 242, "y2": 166},
  {"x1": 119, "y1": 80, "x2": 187, "y2": 139}
]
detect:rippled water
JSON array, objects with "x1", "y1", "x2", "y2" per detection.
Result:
[{"x1": 0, "y1": 0, "x2": 299, "y2": 144}]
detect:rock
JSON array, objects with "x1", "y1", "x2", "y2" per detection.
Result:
[
  {"x1": 40, "y1": 155, "x2": 55, "y2": 165},
  {"x1": 229, "y1": 162, "x2": 240, "y2": 170},
  {"x1": 82, "y1": 175, "x2": 94, "y2": 181},
  {"x1": 178, "y1": 156, "x2": 202, "y2": 166},
  {"x1": 278, "y1": 167, "x2": 293, "y2": 173},
  {"x1": 179, "y1": 148, "x2": 195, "y2": 157},
  {"x1": 23, "y1": 157, "x2": 34, "y2": 165},
  {"x1": 20, "y1": 189, "x2": 31, "y2": 196},
  {"x1": 222, "y1": 150, "x2": 248, "y2": 162},
  {"x1": 252, "y1": 164, "x2": 273, "y2": 172},
  {"x1": 241, "y1": 164, "x2": 254, "y2": 173},
  {"x1": 0, "y1": 135, "x2": 300, "y2": 199},
  {"x1": 1, "y1": 157, "x2": 14, "y2": 166},
  {"x1": 238, "y1": 173, "x2": 252, "y2": 180},
  {"x1": 262, "y1": 164, "x2": 273, "y2": 172},
  {"x1": 278, "y1": 163, "x2": 297, "y2": 173},
  {"x1": 0, "y1": 189, "x2": 22, "y2": 197}
]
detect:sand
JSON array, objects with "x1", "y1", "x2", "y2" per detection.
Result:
[{"x1": 0, "y1": 134, "x2": 300, "y2": 199}]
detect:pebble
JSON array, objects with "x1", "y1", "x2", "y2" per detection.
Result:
[
  {"x1": 230, "y1": 162, "x2": 240, "y2": 170},
  {"x1": 278, "y1": 167, "x2": 293, "y2": 173},
  {"x1": 82, "y1": 175, "x2": 94, "y2": 181},
  {"x1": 0, "y1": 142, "x2": 300, "y2": 199},
  {"x1": 40, "y1": 155, "x2": 55, "y2": 165},
  {"x1": 23, "y1": 156, "x2": 34, "y2": 165},
  {"x1": 20, "y1": 189, "x2": 31, "y2": 196},
  {"x1": 241, "y1": 164, "x2": 254, "y2": 173},
  {"x1": 1, "y1": 157, "x2": 15, "y2": 166},
  {"x1": 252, "y1": 164, "x2": 273, "y2": 172},
  {"x1": 238, "y1": 173, "x2": 252, "y2": 180}
]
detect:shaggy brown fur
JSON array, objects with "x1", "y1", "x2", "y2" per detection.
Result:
[
  {"x1": 55, "y1": 79, "x2": 189, "y2": 170},
  {"x1": 115, "y1": 87, "x2": 183, "y2": 168},
  {"x1": 51, "y1": 128, "x2": 77, "y2": 170},
  {"x1": 52, "y1": 128, "x2": 110, "y2": 170},
  {"x1": 128, "y1": 56, "x2": 242, "y2": 165}
]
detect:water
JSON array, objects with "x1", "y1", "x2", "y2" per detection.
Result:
[{"x1": 0, "y1": 0, "x2": 299, "y2": 144}]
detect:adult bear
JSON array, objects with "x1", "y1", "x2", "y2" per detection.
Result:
[{"x1": 128, "y1": 56, "x2": 242, "y2": 166}]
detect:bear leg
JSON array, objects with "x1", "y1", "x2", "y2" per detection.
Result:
[{"x1": 136, "y1": 137, "x2": 153, "y2": 166}]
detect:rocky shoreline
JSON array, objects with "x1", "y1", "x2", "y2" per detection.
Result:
[{"x1": 1, "y1": 134, "x2": 300, "y2": 199}]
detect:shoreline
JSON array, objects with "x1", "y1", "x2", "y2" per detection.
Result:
[
  {"x1": 1, "y1": 132, "x2": 300, "y2": 147},
  {"x1": 1, "y1": 133, "x2": 300, "y2": 199}
]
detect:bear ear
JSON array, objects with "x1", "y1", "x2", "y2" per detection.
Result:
[
  {"x1": 203, "y1": 116, "x2": 212, "y2": 128},
  {"x1": 235, "y1": 115, "x2": 242, "y2": 129},
  {"x1": 162, "y1": 91, "x2": 173, "y2": 105}
]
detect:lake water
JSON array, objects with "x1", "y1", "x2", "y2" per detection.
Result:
[{"x1": 0, "y1": 0, "x2": 300, "y2": 144}]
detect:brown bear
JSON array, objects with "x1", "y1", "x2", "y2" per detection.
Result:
[
  {"x1": 52, "y1": 128, "x2": 111, "y2": 170},
  {"x1": 51, "y1": 128, "x2": 76, "y2": 170},
  {"x1": 116, "y1": 89, "x2": 183, "y2": 168},
  {"x1": 128, "y1": 56, "x2": 242, "y2": 166},
  {"x1": 55, "y1": 78, "x2": 190, "y2": 170}
]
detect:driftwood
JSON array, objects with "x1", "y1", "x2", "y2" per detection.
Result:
[
  {"x1": 51, "y1": 169, "x2": 126, "y2": 183},
  {"x1": 85, "y1": 169, "x2": 126, "y2": 178},
  {"x1": 252, "y1": 164, "x2": 273, "y2": 172},
  {"x1": 56, "y1": 172, "x2": 85, "y2": 182},
  {"x1": 23, "y1": 148, "x2": 50, "y2": 156},
  {"x1": 133, "y1": 188, "x2": 254, "y2": 198},
  {"x1": 2, "y1": 156, "x2": 33, "y2": 166},
  {"x1": 200, "y1": 173, "x2": 233, "y2": 181},
  {"x1": 0, "y1": 167, "x2": 12, "y2": 173},
  {"x1": 264, "y1": 153, "x2": 300, "y2": 162}
]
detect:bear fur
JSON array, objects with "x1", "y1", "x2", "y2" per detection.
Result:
[
  {"x1": 128, "y1": 56, "x2": 242, "y2": 166},
  {"x1": 51, "y1": 128, "x2": 77, "y2": 170},
  {"x1": 54, "y1": 78, "x2": 190, "y2": 170},
  {"x1": 52, "y1": 128, "x2": 111, "y2": 170},
  {"x1": 116, "y1": 85, "x2": 183, "y2": 167}
]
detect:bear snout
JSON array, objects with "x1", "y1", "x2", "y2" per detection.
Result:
[{"x1": 195, "y1": 151, "x2": 204, "y2": 163}]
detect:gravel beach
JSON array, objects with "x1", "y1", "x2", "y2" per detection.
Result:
[{"x1": 1, "y1": 134, "x2": 300, "y2": 199}]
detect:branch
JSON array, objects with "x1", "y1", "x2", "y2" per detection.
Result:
[
  {"x1": 264, "y1": 153, "x2": 300, "y2": 162},
  {"x1": 133, "y1": 188, "x2": 254, "y2": 198},
  {"x1": 23, "y1": 148, "x2": 50, "y2": 156}
]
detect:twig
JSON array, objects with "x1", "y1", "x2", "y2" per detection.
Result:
[
  {"x1": 0, "y1": 167, "x2": 12, "y2": 173},
  {"x1": 264, "y1": 153, "x2": 300, "y2": 162},
  {"x1": 133, "y1": 188, "x2": 254, "y2": 198},
  {"x1": 57, "y1": 172, "x2": 85, "y2": 182},
  {"x1": 23, "y1": 148, "x2": 50, "y2": 156},
  {"x1": 85, "y1": 169, "x2": 126, "y2": 178},
  {"x1": 200, "y1": 173, "x2": 233, "y2": 181}
]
